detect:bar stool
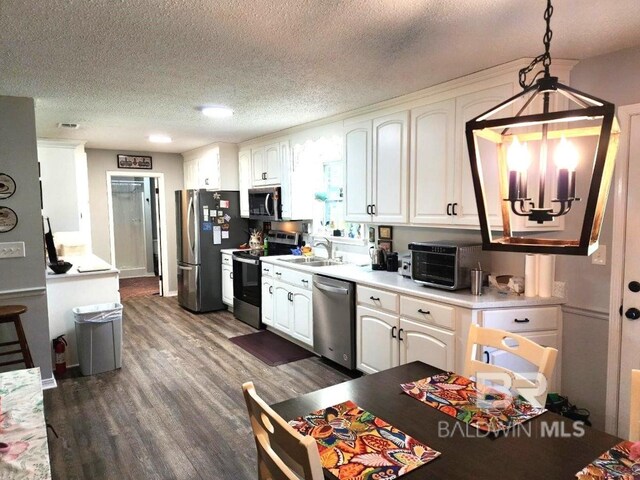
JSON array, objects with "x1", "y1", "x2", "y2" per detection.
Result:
[{"x1": 0, "y1": 305, "x2": 34, "y2": 368}]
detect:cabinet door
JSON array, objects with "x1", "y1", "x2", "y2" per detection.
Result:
[
  {"x1": 356, "y1": 305, "x2": 399, "y2": 374},
  {"x1": 264, "y1": 143, "x2": 281, "y2": 185},
  {"x1": 273, "y1": 283, "x2": 292, "y2": 333},
  {"x1": 372, "y1": 111, "x2": 409, "y2": 224},
  {"x1": 399, "y1": 318, "x2": 455, "y2": 371},
  {"x1": 238, "y1": 149, "x2": 251, "y2": 218},
  {"x1": 261, "y1": 277, "x2": 274, "y2": 326},
  {"x1": 484, "y1": 331, "x2": 559, "y2": 392},
  {"x1": 183, "y1": 159, "x2": 199, "y2": 190},
  {"x1": 454, "y1": 83, "x2": 514, "y2": 227},
  {"x1": 410, "y1": 99, "x2": 456, "y2": 225},
  {"x1": 251, "y1": 147, "x2": 266, "y2": 186},
  {"x1": 222, "y1": 265, "x2": 233, "y2": 306},
  {"x1": 290, "y1": 285, "x2": 313, "y2": 346},
  {"x1": 280, "y1": 141, "x2": 293, "y2": 220},
  {"x1": 344, "y1": 120, "x2": 373, "y2": 222},
  {"x1": 198, "y1": 151, "x2": 220, "y2": 189}
]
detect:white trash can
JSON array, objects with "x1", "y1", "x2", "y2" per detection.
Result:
[{"x1": 73, "y1": 303, "x2": 123, "y2": 375}]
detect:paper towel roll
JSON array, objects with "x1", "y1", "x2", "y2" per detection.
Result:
[
  {"x1": 538, "y1": 254, "x2": 554, "y2": 298},
  {"x1": 524, "y1": 254, "x2": 538, "y2": 297}
]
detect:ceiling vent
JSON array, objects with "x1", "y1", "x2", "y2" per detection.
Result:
[{"x1": 57, "y1": 122, "x2": 80, "y2": 129}]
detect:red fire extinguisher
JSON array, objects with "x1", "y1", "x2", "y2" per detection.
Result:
[{"x1": 53, "y1": 335, "x2": 67, "y2": 376}]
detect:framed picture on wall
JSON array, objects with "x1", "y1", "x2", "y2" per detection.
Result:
[
  {"x1": 378, "y1": 240, "x2": 392, "y2": 252},
  {"x1": 378, "y1": 225, "x2": 393, "y2": 240},
  {"x1": 117, "y1": 154, "x2": 152, "y2": 170}
]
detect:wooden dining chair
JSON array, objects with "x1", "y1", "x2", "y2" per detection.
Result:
[
  {"x1": 630, "y1": 369, "x2": 640, "y2": 441},
  {"x1": 242, "y1": 382, "x2": 323, "y2": 480},
  {"x1": 464, "y1": 323, "x2": 558, "y2": 406}
]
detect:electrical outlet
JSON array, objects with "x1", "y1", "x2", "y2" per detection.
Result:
[
  {"x1": 0, "y1": 241, "x2": 25, "y2": 259},
  {"x1": 592, "y1": 245, "x2": 607, "y2": 265},
  {"x1": 552, "y1": 281, "x2": 566, "y2": 298}
]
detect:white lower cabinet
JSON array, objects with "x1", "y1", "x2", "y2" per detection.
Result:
[
  {"x1": 221, "y1": 254, "x2": 233, "y2": 307},
  {"x1": 261, "y1": 276, "x2": 274, "y2": 326},
  {"x1": 399, "y1": 317, "x2": 455, "y2": 370},
  {"x1": 269, "y1": 266, "x2": 313, "y2": 346},
  {"x1": 356, "y1": 305, "x2": 400, "y2": 374}
]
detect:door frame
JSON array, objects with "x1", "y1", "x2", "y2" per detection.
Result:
[
  {"x1": 106, "y1": 171, "x2": 170, "y2": 297},
  {"x1": 605, "y1": 102, "x2": 640, "y2": 434}
]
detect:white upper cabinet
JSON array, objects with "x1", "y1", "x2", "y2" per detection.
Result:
[
  {"x1": 344, "y1": 111, "x2": 408, "y2": 224},
  {"x1": 454, "y1": 82, "x2": 514, "y2": 227},
  {"x1": 238, "y1": 149, "x2": 251, "y2": 218},
  {"x1": 182, "y1": 143, "x2": 238, "y2": 191},
  {"x1": 252, "y1": 143, "x2": 281, "y2": 186},
  {"x1": 410, "y1": 99, "x2": 456, "y2": 225},
  {"x1": 372, "y1": 111, "x2": 409, "y2": 224},
  {"x1": 344, "y1": 120, "x2": 373, "y2": 223}
]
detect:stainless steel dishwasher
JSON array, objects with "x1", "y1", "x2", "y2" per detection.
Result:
[{"x1": 312, "y1": 275, "x2": 356, "y2": 369}]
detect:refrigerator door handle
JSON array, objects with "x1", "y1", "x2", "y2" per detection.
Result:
[
  {"x1": 187, "y1": 195, "x2": 195, "y2": 255},
  {"x1": 178, "y1": 265, "x2": 194, "y2": 271},
  {"x1": 264, "y1": 193, "x2": 272, "y2": 216}
]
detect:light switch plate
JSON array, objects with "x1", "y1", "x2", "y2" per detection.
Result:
[
  {"x1": 592, "y1": 245, "x2": 607, "y2": 265},
  {"x1": 0, "y1": 241, "x2": 26, "y2": 259}
]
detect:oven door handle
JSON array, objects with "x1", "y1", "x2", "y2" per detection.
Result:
[
  {"x1": 233, "y1": 256, "x2": 260, "y2": 266},
  {"x1": 264, "y1": 193, "x2": 272, "y2": 217}
]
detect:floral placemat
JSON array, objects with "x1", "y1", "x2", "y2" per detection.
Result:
[
  {"x1": 576, "y1": 440, "x2": 640, "y2": 479},
  {"x1": 0, "y1": 368, "x2": 52, "y2": 479},
  {"x1": 289, "y1": 400, "x2": 441, "y2": 480},
  {"x1": 400, "y1": 371, "x2": 546, "y2": 433}
]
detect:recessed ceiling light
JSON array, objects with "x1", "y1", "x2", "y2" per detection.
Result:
[
  {"x1": 148, "y1": 134, "x2": 172, "y2": 143},
  {"x1": 201, "y1": 106, "x2": 234, "y2": 118}
]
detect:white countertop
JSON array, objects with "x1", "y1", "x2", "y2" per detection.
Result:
[
  {"x1": 261, "y1": 255, "x2": 565, "y2": 310},
  {"x1": 46, "y1": 254, "x2": 119, "y2": 280}
]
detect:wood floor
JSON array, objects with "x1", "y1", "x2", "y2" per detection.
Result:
[{"x1": 44, "y1": 296, "x2": 351, "y2": 480}]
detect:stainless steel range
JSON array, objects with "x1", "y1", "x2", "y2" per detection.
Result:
[{"x1": 232, "y1": 230, "x2": 300, "y2": 329}]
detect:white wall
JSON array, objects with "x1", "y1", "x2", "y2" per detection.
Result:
[
  {"x1": 0, "y1": 96, "x2": 53, "y2": 380},
  {"x1": 86, "y1": 149, "x2": 184, "y2": 293}
]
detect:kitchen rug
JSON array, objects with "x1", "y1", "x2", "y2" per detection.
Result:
[
  {"x1": 400, "y1": 371, "x2": 546, "y2": 433},
  {"x1": 289, "y1": 400, "x2": 441, "y2": 480},
  {"x1": 576, "y1": 440, "x2": 640, "y2": 479},
  {"x1": 229, "y1": 330, "x2": 314, "y2": 366}
]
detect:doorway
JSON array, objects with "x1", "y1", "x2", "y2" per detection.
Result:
[{"x1": 106, "y1": 171, "x2": 169, "y2": 299}]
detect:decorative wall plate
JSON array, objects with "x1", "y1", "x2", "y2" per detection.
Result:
[
  {"x1": 0, "y1": 173, "x2": 16, "y2": 199},
  {"x1": 0, "y1": 206, "x2": 18, "y2": 232}
]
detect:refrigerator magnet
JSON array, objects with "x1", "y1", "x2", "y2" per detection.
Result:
[
  {"x1": 202, "y1": 221, "x2": 212, "y2": 232},
  {"x1": 221, "y1": 223, "x2": 230, "y2": 231},
  {"x1": 0, "y1": 206, "x2": 18, "y2": 233},
  {"x1": 223, "y1": 214, "x2": 231, "y2": 222},
  {"x1": 212, "y1": 226, "x2": 222, "y2": 244},
  {"x1": 220, "y1": 199, "x2": 230, "y2": 208},
  {"x1": 0, "y1": 173, "x2": 16, "y2": 200},
  {"x1": 221, "y1": 231, "x2": 229, "y2": 239}
]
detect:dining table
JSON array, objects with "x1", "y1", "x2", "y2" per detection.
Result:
[{"x1": 271, "y1": 361, "x2": 624, "y2": 480}]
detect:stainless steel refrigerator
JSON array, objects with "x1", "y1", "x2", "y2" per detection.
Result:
[{"x1": 176, "y1": 190, "x2": 247, "y2": 312}]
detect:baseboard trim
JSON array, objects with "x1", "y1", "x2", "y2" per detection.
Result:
[
  {"x1": 41, "y1": 376, "x2": 57, "y2": 390},
  {"x1": 562, "y1": 305, "x2": 609, "y2": 321},
  {"x1": 0, "y1": 286, "x2": 46, "y2": 299}
]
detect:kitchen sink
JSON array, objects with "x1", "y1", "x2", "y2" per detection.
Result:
[
  {"x1": 280, "y1": 256, "x2": 324, "y2": 264},
  {"x1": 304, "y1": 260, "x2": 344, "y2": 267},
  {"x1": 280, "y1": 257, "x2": 344, "y2": 267}
]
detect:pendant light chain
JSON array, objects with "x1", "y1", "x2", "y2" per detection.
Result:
[{"x1": 518, "y1": 0, "x2": 554, "y2": 89}]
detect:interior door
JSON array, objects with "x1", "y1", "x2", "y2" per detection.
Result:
[{"x1": 616, "y1": 112, "x2": 640, "y2": 438}]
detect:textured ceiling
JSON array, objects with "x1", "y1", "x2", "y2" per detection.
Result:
[{"x1": 1, "y1": 0, "x2": 639, "y2": 153}]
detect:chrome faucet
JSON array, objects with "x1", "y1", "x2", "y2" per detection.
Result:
[{"x1": 313, "y1": 238, "x2": 333, "y2": 259}]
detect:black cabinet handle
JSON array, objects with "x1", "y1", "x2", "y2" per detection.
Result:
[
  {"x1": 391, "y1": 326, "x2": 397, "y2": 339},
  {"x1": 446, "y1": 203, "x2": 452, "y2": 216},
  {"x1": 418, "y1": 308, "x2": 430, "y2": 315},
  {"x1": 452, "y1": 202, "x2": 458, "y2": 216},
  {"x1": 302, "y1": 279, "x2": 309, "y2": 284},
  {"x1": 366, "y1": 205, "x2": 372, "y2": 215},
  {"x1": 372, "y1": 204, "x2": 376, "y2": 215},
  {"x1": 370, "y1": 296, "x2": 380, "y2": 301},
  {"x1": 288, "y1": 292, "x2": 293, "y2": 302},
  {"x1": 484, "y1": 351, "x2": 490, "y2": 363},
  {"x1": 514, "y1": 318, "x2": 530, "y2": 323},
  {"x1": 263, "y1": 268, "x2": 270, "y2": 272},
  {"x1": 398, "y1": 328, "x2": 404, "y2": 342},
  {"x1": 276, "y1": 272, "x2": 282, "y2": 276},
  {"x1": 230, "y1": 272, "x2": 233, "y2": 279},
  {"x1": 269, "y1": 285, "x2": 273, "y2": 294}
]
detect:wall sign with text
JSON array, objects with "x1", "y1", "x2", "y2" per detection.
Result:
[{"x1": 117, "y1": 154, "x2": 152, "y2": 170}]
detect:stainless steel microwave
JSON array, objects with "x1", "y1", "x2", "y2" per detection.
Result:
[
  {"x1": 409, "y1": 242, "x2": 482, "y2": 290},
  {"x1": 248, "y1": 186, "x2": 282, "y2": 221}
]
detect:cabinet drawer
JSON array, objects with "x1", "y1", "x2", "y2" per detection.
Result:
[
  {"x1": 400, "y1": 296, "x2": 454, "y2": 330},
  {"x1": 357, "y1": 286, "x2": 398, "y2": 313},
  {"x1": 261, "y1": 263, "x2": 273, "y2": 277},
  {"x1": 222, "y1": 253, "x2": 232, "y2": 266},
  {"x1": 482, "y1": 306, "x2": 559, "y2": 332},
  {"x1": 273, "y1": 265, "x2": 313, "y2": 290}
]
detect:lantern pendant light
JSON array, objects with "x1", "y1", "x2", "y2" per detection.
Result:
[{"x1": 465, "y1": 0, "x2": 620, "y2": 256}]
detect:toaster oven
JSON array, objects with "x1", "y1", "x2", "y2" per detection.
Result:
[{"x1": 409, "y1": 242, "x2": 482, "y2": 290}]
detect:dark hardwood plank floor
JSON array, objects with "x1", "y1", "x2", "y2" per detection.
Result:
[{"x1": 44, "y1": 296, "x2": 351, "y2": 480}]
